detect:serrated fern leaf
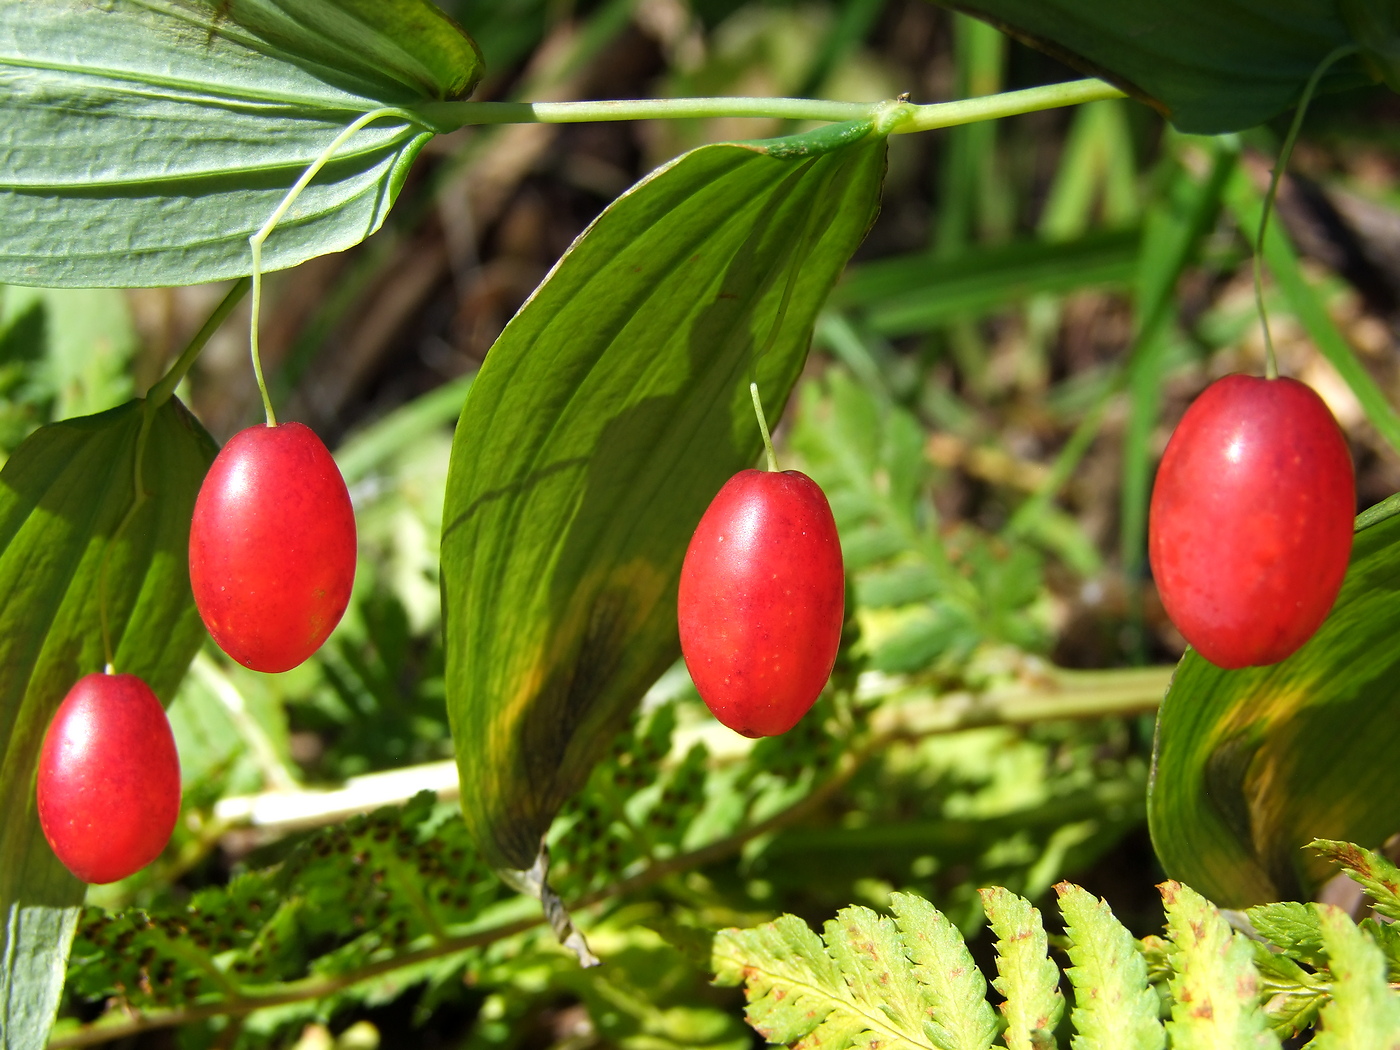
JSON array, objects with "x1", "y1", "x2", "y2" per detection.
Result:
[
  {"x1": 714, "y1": 898, "x2": 1003, "y2": 1050},
  {"x1": 980, "y1": 887, "x2": 1064, "y2": 1050},
  {"x1": 1055, "y1": 882, "x2": 1164, "y2": 1050},
  {"x1": 713, "y1": 912, "x2": 930, "y2": 1050},
  {"x1": 1159, "y1": 881, "x2": 1279, "y2": 1050},
  {"x1": 1309, "y1": 840, "x2": 1400, "y2": 922},
  {"x1": 1310, "y1": 904, "x2": 1400, "y2": 1050},
  {"x1": 1244, "y1": 901, "x2": 1326, "y2": 967},
  {"x1": 889, "y1": 893, "x2": 997, "y2": 1050},
  {"x1": 827, "y1": 905, "x2": 945, "y2": 1044}
]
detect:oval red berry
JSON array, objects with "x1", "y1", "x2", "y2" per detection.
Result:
[
  {"x1": 1148, "y1": 374, "x2": 1354, "y2": 669},
  {"x1": 37, "y1": 673, "x2": 181, "y2": 884},
  {"x1": 678, "y1": 469, "x2": 844, "y2": 737},
  {"x1": 190, "y1": 422, "x2": 356, "y2": 673}
]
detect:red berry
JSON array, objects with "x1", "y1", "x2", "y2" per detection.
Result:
[
  {"x1": 37, "y1": 673, "x2": 180, "y2": 884},
  {"x1": 678, "y1": 469, "x2": 844, "y2": 737},
  {"x1": 189, "y1": 422, "x2": 356, "y2": 673},
  {"x1": 1148, "y1": 374, "x2": 1354, "y2": 669}
]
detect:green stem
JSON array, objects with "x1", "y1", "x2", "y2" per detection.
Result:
[
  {"x1": 247, "y1": 107, "x2": 418, "y2": 427},
  {"x1": 1253, "y1": 44, "x2": 1357, "y2": 380},
  {"x1": 146, "y1": 278, "x2": 251, "y2": 410},
  {"x1": 414, "y1": 79, "x2": 1125, "y2": 134},
  {"x1": 750, "y1": 383, "x2": 779, "y2": 472}
]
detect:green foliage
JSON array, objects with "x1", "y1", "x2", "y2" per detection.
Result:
[
  {"x1": 928, "y1": 0, "x2": 1371, "y2": 133},
  {"x1": 1148, "y1": 501, "x2": 1400, "y2": 907},
  {"x1": 1310, "y1": 903, "x2": 1400, "y2": 1050},
  {"x1": 716, "y1": 846, "x2": 1400, "y2": 1050},
  {"x1": 0, "y1": 397, "x2": 217, "y2": 1048},
  {"x1": 58, "y1": 792, "x2": 513, "y2": 1044},
  {"x1": 789, "y1": 370, "x2": 1054, "y2": 675},
  {"x1": 1057, "y1": 882, "x2": 1163, "y2": 1050},
  {"x1": 979, "y1": 887, "x2": 1062, "y2": 1050},
  {"x1": 1308, "y1": 839, "x2": 1400, "y2": 921},
  {"x1": 1159, "y1": 882, "x2": 1276, "y2": 1050},
  {"x1": 0, "y1": 0, "x2": 481, "y2": 287},
  {"x1": 441, "y1": 122, "x2": 887, "y2": 875},
  {"x1": 0, "y1": 289, "x2": 136, "y2": 451}
]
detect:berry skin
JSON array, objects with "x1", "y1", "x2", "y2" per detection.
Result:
[
  {"x1": 37, "y1": 673, "x2": 180, "y2": 884},
  {"x1": 1148, "y1": 374, "x2": 1354, "y2": 669},
  {"x1": 189, "y1": 422, "x2": 356, "y2": 673},
  {"x1": 678, "y1": 469, "x2": 844, "y2": 737}
]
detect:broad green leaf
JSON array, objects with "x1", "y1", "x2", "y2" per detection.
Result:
[
  {"x1": 1055, "y1": 882, "x2": 1164, "y2": 1050},
  {"x1": 1310, "y1": 905, "x2": 1400, "y2": 1049},
  {"x1": 441, "y1": 122, "x2": 885, "y2": 874},
  {"x1": 712, "y1": 897, "x2": 992, "y2": 1050},
  {"x1": 1147, "y1": 505, "x2": 1400, "y2": 907},
  {"x1": 1308, "y1": 839, "x2": 1400, "y2": 921},
  {"x1": 0, "y1": 397, "x2": 217, "y2": 1048},
  {"x1": 889, "y1": 893, "x2": 997, "y2": 1050},
  {"x1": 927, "y1": 0, "x2": 1374, "y2": 134},
  {"x1": 1160, "y1": 881, "x2": 1278, "y2": 1050},
  {"x1": 0, "y1": 0, "x2": 481, "y2": 287},
  {"x1": 979, "y1": 887, "x2": 1063, "y2": 1050}
]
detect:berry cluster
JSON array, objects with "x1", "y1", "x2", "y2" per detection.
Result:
[
  {"x1": 679, "y1": 372, "x2": 1357, "y2": 740},
  {"x1": 38, "y1": 421, "x2": 356, "y2": 884}
]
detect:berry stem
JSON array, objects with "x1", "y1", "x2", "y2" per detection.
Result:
[
  {"x1": 750, "y1": 382, "x2": 779, "y2": 472},
  {"x1": 247, "y1": 107, "x2": 421, "y2": 427},
  {"x1": 1253, "y1": 44, "x2": 1357, "y2": 380},
  {"x1": 146, "y1": 277, "x2": 250, "y2": 410}
]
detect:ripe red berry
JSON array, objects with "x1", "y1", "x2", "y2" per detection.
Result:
[
  {"x1": 678, "y1": 469, "x2": 844, "y2": 737},
  {"x1": 37, "y1": 673, "x2": 181, "y2": 884},
  {"x1": 189, "y1": 422, "x2": 356, "y2": 673},
  {"x1": 1148, "y1": 374, "x2": 1354, "y2": 669}
]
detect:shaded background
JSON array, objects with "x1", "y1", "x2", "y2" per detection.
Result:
[{"x1": 10, "y1": 0, "x2": 1400, "y2": 1045}]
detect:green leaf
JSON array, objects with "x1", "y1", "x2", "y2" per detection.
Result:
[
  {"x1": 979, "y1": 887, "x2": 1064, "y2": 1050},
  {"x1": 1310, "y1": 904, "x2": 1400, "y2": 1049},
  {"x1": 0, "y1": 0, "x2": 482, "y2": 287},
  {"x1": 926, "y1": 0, "x2": 1372, "y2": 134},
  {"x1": 1055, "y1": 882, "x2": 1165, "y2": 1050},
  {"x1": 0, "y1": 397, "x2": 217, "y2": 1048},
  {"x1": 1308, "y1": 839, "x2": 1400, "y2": 922},
  {"x1": 889, "y1": 893, "x2": 998, "y2": 1050},
  {"x1": 1245, "y1": 902, "x2": 1327, "y2": 968},
  {"x1": 1250, "y1": 944, "x2": 1329, "y2": 1037},
  {"x1": 1159, "y1": 881, "x2": 1279, "y2": 1050},
  {"x1": 1147, "y1": 508, "x2": 1400, "y2": 907},
  {"x1": 712, "y1": 898, "x2": 992, "y2": 1050},
  {"x1": 440, "y1": 122, "x2": 885, "y2": 875}
]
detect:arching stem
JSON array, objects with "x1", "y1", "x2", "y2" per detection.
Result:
[
  {"x1": 146, "y1": 278, "x2": 250, "y2": 410},
  {"x1": 751, "y1": 382, "x2": 779, "y2": 472},
  {"x1": 1254, "y1": 44, "x2": 1357, "y2": 380},
  {"x1": 247, "y1": 107, "x2": 420, "y2": 427}
]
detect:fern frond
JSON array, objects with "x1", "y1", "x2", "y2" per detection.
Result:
[
  {"x1": 1055, "y1": 882, "x2": 1164, "y2": 1050},
  {"x1": 1308, "y1": 839, "x2": 1400, "y2": 922},
  {"x1": 979, "y1": 886, "x2": 1063, "y2": 1050},
  {"x1": 1159, "y1": 881, "x2": 1278, "y2": 1050},
  {"x1": 1309, "y1": 904, "x2": 1400, "y2": 1050},
  {"x1": 713, "y1": 897, "x2": 1004, "y2": 1050}
]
